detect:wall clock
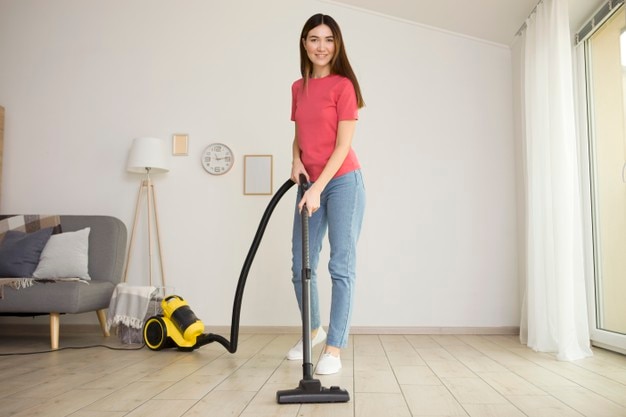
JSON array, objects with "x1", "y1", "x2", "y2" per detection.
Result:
[{"x1": 201, "y1": 143, "x2": 234, "y2": 175}]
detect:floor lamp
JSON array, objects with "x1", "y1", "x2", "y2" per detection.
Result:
[{"x1": 124, "y1": 137, "x2": 169, "y2": 287}]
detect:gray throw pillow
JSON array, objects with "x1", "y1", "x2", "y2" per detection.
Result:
[{"x1": 0, "y1": 227, "x2": 53, "y2": 277}]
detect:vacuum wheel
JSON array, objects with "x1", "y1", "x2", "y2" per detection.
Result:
[{"x1": 144, "y1": 316, "x2": 169, "y2": 350}]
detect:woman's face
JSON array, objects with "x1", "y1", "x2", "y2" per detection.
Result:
[{"x1": 303, "y1": 24, "x2": 335, "y2": 75}]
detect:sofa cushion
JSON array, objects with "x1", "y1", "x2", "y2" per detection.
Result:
[
  {"x1": 0, "y1": 280, "x2": 115, "y2": 313},
  {"x1": 0, "y1": 228, "x2": 53, "y2": 277},
  {"x1": 33, "y1": 227, "x2": 91, "y2": 280}
]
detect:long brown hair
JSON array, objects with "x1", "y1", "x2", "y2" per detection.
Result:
[{"x1": 299, "y1": 13, "x2": 365, "y2": 108}]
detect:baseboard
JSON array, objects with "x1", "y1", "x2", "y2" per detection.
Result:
[
  {"x1": 0, "y1": 323, "x2": 520, "y2": 336},
  {"x1": 349, "y1": 326, "x2": 520, "y2": 335},
  {"x1": 204, "y1": 325, "x2": 520, "y2": 335}
]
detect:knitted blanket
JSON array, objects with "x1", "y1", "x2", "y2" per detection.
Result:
[
  {"x1": 0, "y1": 214, "x2": 62, "y2": 241},
  {"x1": 106, "y1": 283, "x2": 157, "y2": 331},
  {"x1": 0, "y1": 278, "x2": 34, "y2": 299}
]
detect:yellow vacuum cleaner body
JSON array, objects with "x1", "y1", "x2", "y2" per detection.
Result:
[{"x1": 143, "y1": 295, "x2": 205, "y2": 351}]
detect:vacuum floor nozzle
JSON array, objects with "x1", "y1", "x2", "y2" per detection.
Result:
[{"x1": 276, "y1": 379, "x2": 350, "y2": 404}]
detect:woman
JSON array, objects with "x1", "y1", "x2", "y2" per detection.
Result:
[{"x1": 287, "y1": 13, "x2": 366, "y2": 375}]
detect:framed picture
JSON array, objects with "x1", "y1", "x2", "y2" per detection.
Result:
[
  {"x1": 244, "y1": 155, "x2": 273, "y2": 195},
  {"x1": 172, "y1": 134, "x2": 189, "y2": 156}
]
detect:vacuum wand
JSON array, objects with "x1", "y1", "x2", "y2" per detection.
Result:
[
  {"x1": 300, "y1": 175, "x2": 314, "y2": 380},
  {"x1": 276, "y1": 174, "x2": 350, "y2": 404}
]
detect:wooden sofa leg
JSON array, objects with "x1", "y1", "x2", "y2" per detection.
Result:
[
  {"x1": 50, "y1": 313, "x2": 60, "y2": 350},
  {"x1": 96, "y1": 309, "x2": 110, "y2": 337}
]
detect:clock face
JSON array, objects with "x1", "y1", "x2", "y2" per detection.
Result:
[{"x1": 201, "y1": 143, "x2": 234, "y2": 175}]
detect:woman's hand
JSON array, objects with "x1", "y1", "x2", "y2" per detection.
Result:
[
  {"x1": 298, "y1": 183, "x2": 321, "y2": 216},
  {"x1": 291, "y1": 159, "x2": 309, "y2": 185}
]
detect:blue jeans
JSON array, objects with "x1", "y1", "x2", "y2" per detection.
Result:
[{"x1": 291, "y1": 169, "x2": 366, "y2": 348}]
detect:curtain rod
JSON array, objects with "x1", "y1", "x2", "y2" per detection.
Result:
[
  {"x1": 515, "y1": 0, "x2": 625, "y2": 41},
  {"x1": 574, "y1": 0, "x2": 624, "y2": 45},
  {"x1": 515, "y1": 0, "x2": 544, "y2": 38}
]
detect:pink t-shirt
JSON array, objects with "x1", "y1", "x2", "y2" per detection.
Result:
[{"x1": 291, "y1": 74, "x2": 360, "y2": 182}]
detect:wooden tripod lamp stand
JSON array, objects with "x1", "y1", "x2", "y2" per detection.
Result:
[{"x1": 124, "y1": 137, "x2": 169, "y2": 286}]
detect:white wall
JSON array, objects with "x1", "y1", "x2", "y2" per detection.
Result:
[{"x1": 0, "y1": 0, "x2": 519, "y2": 330}]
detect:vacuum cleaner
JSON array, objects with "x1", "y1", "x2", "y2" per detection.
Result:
[
  {"x1": 142, "y1": 175, "x2": 350, "y2": 403},
  {"x1": 143, "y1": 294, "x2": 204, "y2": 351},
  {"x1": 143, "y1": 177, "x2": 295, "y2": 353}
]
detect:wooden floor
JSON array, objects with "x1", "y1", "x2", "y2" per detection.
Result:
[{"x1": 1, "y1": 328, "x2": 626, "y2": 417}]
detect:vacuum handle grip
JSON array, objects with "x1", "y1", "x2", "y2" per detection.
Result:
[
  {"x1": 299, "y1": 174, "x2": 309, "y2": 192},
  {"x1": 299, "y1": 174, "x2": 310, "y2": 217},
  {"x1": 299, "y1": 174, "x2": 310, "y2": 269}
]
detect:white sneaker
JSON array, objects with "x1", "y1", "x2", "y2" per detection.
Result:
[
  {"x1": 315, "y1": 353, "x2": 342, "y2": 375},
  {"x1": 286, "y1": 327, "x2": 327, "y2": 361}
]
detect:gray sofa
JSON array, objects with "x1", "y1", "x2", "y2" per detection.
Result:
[{"x1": 0, "y1": 215, "x2": 127, "y2": 349}]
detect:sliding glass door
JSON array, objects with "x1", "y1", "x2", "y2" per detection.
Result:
[{"x1": 584, "y1": 5, "x2": 626, "y2": 354}]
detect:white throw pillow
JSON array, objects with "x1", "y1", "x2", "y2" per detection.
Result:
[{"x1": 33, "y1": 227, "x2": 91, "y2": 280}]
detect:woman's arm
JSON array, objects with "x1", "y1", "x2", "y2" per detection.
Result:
[
  {"x1": 291, "y1": 127, "x2": 308, "y2": 183},
  {"x1": 298, "y1": 120, "x2": 357, "y2": 214}
]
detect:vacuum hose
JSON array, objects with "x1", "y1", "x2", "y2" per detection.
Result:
[{"x1": 201, "y1": 178, "x2": 296, "y2": 352}]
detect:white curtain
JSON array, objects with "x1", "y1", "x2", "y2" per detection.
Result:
[{"x1": 518, "y1": 0, "x2": 593, "y2": 361}]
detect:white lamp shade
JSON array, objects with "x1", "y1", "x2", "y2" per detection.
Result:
[{"x1": 127, "y1": 137, "x2": 170, "y2": 174}]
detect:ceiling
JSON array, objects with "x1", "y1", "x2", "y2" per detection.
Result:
[{"x1": 330, "y1": 0, "x2": 608, "y2": 46}]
